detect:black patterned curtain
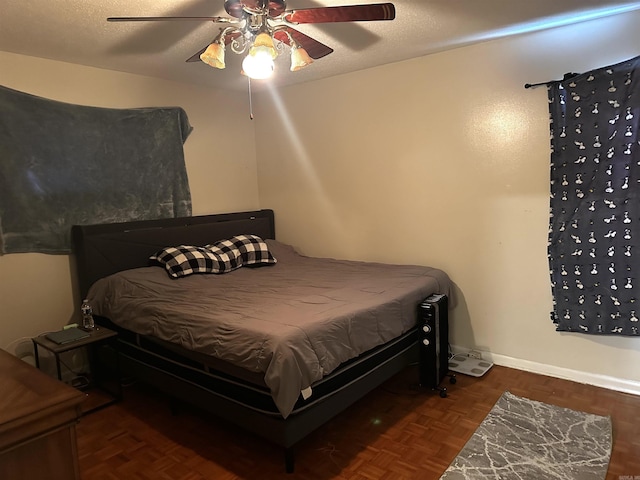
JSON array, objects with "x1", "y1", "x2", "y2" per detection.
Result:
[{"x1": 548, "y1": 55, "x2": 640, "y2": 336}]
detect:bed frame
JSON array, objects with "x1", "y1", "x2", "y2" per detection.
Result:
[{"x1": 72, "y1": 209, "x2": 441, "y2": 473}]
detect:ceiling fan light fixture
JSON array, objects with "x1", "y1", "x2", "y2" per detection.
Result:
[
  {"x1": 290, "y1": 45, "x2": 313, "y2": 72},
  {"x1": 252, "y1": 31, "x2": 278, "y2": 59},
  {"x1": 200, "y1": 42, "x2": 226, "y2": 69},
  {"x1": 242, "y1": 49, "x2": 275, "y2": 79}
]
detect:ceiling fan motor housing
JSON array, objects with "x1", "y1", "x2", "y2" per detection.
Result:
[{"x1": 225, "y1": 0, "x2": 287, "y2": 18}]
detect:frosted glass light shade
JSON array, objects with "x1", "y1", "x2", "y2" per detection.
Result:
[
  {"x1": 290, "y1": 46, "x2": 313, "y2": 72},
  {"x1": 242, "y1": 49, "x2": 275, "y2": 79},
  {"x1": 253, "y1": 32, "x2": 277, "y2": 58},
  {"x1": 200, "y1": 43, "x2": 226, "y2": 69}
]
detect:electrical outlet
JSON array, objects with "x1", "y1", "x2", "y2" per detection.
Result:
[{"x1": 468, "y1": 349, "x2": 482, "y2": 360}]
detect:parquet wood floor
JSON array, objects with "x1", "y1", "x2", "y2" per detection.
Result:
[{"x1": 76, "y1": 364, "x2": 640, "y2": 479}]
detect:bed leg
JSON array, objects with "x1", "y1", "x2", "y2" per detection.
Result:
[{"x1": 284, "y1": 447, "x2": 295, "y2": 473}]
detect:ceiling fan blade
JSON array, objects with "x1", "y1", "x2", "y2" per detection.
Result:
[
  {"x1": 186, "y1": 46, "x2": 209, "y2": 63},
  {"x1": 107, "y1": 16, "x2": 235, "y2": 23},
  {"x1": 185, "y1": 31, "x2": 243, "y2": 62},
  {"x1": 284, "y1": 3, "x2": 395, "y2": 24},
  {"x1": 273, "y1": 27, "x2": 333, "y2": 59}
]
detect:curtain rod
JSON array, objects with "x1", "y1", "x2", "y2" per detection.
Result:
[{"x1": 524, "y1": 72, "x2": 580, "y2": 89}]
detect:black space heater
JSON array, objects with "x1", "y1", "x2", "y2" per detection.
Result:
[{"x1": 418, "y1": 293, "x2": 455, "y2": 397}]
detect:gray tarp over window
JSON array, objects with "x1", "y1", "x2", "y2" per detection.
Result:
[
  {"x1": 0, "y1": 85, "x2": 192, "y2": 254},
  {"x1": 548, "y1": 55, "x2": 640, "y2": 335}
]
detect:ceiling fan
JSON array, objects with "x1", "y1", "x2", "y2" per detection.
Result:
[{"x1": 108, "y1": 0, "x2": 396, "y2": 80}]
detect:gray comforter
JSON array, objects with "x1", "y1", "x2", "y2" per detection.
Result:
[{"x1": 87, "y1": 240, "x2": 450, "y2": 418}]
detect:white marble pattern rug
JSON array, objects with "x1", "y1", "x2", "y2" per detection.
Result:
[{"x1": 440, "y1": 391, "x2": 612, "y2": 480}]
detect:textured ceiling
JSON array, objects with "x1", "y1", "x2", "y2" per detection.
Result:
[{"x1": 2, "y1": 0, "x2": 640, "y2": 91}]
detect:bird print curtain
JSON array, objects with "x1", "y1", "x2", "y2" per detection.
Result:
[{"x1": 548, "y1": 54, "x2": 640, "y2": 335}]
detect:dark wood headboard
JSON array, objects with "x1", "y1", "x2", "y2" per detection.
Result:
[{"x1": 72, "y1": 209, "x2": 275, "y2": 298}]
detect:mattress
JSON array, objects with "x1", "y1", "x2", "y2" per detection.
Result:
[
  {"x1": 100, "y1": 319, "x2": 421, "y2": 417},
  {"x1": 87, "y1": 239, "x2": 450, "y2": 417}
]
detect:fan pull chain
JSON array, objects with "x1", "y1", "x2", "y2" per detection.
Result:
[{"x1": 247, "y1": 77, "x2": 254, "y2": 120}]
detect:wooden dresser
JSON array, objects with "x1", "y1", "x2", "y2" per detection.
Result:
[{"x1": 0, "y1": 348, "x2": 84, "y2": 480}]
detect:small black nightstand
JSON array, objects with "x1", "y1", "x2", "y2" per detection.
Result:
[{"x1": 32, "y1": 326, "x2": 122, "y2": 414}]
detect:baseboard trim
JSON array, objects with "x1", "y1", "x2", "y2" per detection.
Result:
[{"x1": 450, "y1": 345, "x2": 640, "y2": 397}]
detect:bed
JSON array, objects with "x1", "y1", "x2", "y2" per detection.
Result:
[{"x1": 72, "y1": 209, "x2": 451, "y2": 472}]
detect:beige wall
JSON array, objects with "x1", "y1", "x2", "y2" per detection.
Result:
[
  {"x1": 0, "y1": 52, "x2": 259, "y2": 357},
  {"x1": 254, "y1": 11, "x2": 640, "y2": 391}
]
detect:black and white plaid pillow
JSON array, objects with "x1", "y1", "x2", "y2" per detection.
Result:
[
  {"x1": 150, "y1": 244, "x2": 242, "y2": 278},
  {"x1": 210, "y1": 235, "x2": 277, "y2": 266}
]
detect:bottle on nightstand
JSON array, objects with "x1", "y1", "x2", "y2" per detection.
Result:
[{"x1": 81, "y1": 299, "x2": 95, "y2": 330}]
